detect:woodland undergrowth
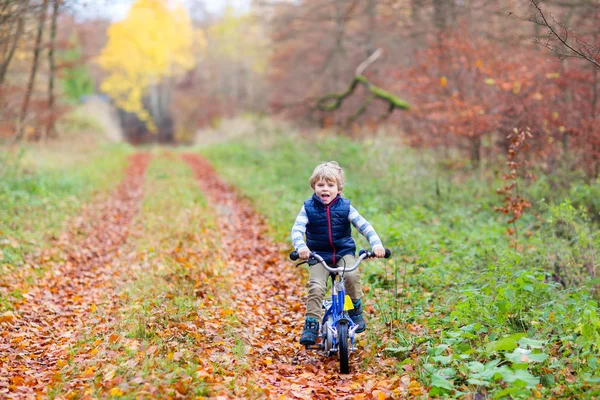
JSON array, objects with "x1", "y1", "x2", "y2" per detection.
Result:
[{"x1": 199, "y1": 122, "x2": 600, "y2": 398}]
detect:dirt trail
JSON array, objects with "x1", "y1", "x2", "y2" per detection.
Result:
[
  {"x1": 0, "y1": 153, "x2": 150, "y2": 398},
  {"x1": 183, "y1": 154, "x2": 402, "y2": 399}
]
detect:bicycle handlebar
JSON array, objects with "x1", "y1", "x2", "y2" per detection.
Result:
[{"x1": 289, "y1": 248, "x2": 391, "y2": 274}]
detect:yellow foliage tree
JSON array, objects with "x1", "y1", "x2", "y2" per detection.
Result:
[
  {"x1": 97, "y1": 0, "x2": 200, "y2": 132},
  {"x1": 208, "y1": 6, "x2": 269, "y2": 75}
]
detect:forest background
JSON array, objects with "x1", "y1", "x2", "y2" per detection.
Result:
[{"x1": 1, "y1": 0, "x2": 600, "y2": 398}]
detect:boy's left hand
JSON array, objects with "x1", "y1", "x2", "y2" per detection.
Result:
[{"x1": 373, "y1": 246, "x2": 386, "y2": 258}]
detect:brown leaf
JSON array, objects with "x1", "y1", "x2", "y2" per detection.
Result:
[{"x1": 0, "y1": 311, "x2": 17, "y2": 324}]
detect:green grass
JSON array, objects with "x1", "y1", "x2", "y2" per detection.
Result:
[
  {"x1": 0, "y1": 144, "x2": 132, "y2": 267},
  {"x1": 199, "y1": 132, "x2": 600, "y2": 398}
]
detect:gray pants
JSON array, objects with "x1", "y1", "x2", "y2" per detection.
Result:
[{"x1": 305, "y1": 254, "x2": 364, "y2": 320}]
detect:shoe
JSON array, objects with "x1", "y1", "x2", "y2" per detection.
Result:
[
  {"x1": 348, "y1": 299, "x2": 366, "y2": 333},
  {"x1": 299, "y1": 317, "x2": 319, "y2": 345}
]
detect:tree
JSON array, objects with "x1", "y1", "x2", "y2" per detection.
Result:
[
  {"x1": 96, "y1": 0, "x2": 198, "y2": 142},
  {"x1": 16, "y1": 0, "x2": 49, "y2": 141},
  {"x1": 528, "y1": 0, "x2": 600, "y2": 70},
  {"x1": 45, "y1": 0, "x2": 60, "y2": 140},
  {"x1": 205, "y1": 6, "x2": 270, "y2": 113},
  {"x1": 0, "y1": 0, "x2": 30, "y2": 86},
  {"x1": 60, "y1": 36, "x2": 95, "y2": 103}
]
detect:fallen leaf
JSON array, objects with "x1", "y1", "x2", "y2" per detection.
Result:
[{"x1": 1, "y1": 311, "x2": 17, "y2": 324}]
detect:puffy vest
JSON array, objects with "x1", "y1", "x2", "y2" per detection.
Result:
[{"x1": 304, "y1": 194, "x2": 356, "y2": 265}]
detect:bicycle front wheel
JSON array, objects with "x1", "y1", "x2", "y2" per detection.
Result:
[{"x1": 337, "y1": 320, "x2": 350, "y2": 374}]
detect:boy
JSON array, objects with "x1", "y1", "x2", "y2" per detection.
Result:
[{"x1": 291, "y1": 161, "x2": 385, "y2": 346}]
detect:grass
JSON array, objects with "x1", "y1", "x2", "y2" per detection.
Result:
[
  {"x1": 50, "y1": 153, "x2": 255, "y2": 399},
  {"x1": 0, "y1": 143, "x2": 132, "y2": 268},
  {"x1": 0, "y1": 143, "x2": 133, "y2": 312},
  {"x1": 199, "y1": 129, "x2": 600, "y2": 398}
]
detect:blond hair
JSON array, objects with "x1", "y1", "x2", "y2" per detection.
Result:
[{"x1": 309, "y1": 161, "x2": 345, "y2": 191}]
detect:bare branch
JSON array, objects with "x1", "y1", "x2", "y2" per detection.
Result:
[
  {"x1": 529, "y1": 0, "x2": 600, "y2": 68},
  {"x1": 355, "y1": 48, "x2": 382, "y2": 76}
]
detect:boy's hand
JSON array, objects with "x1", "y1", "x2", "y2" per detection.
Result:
[
  {"x1": 373, "y1": 246, "x2": 386, "y2": 258},
  {"x1": 299, "y1": 247, "x2": 311, "y2": 260}
]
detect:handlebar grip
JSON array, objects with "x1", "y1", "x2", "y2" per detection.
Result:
[
  {"x1": 359, "y1": 248, "x2": 392, "y2": 258},
  {"x1": 289, "y1": 251, "x2": 299, "y2": 261}
]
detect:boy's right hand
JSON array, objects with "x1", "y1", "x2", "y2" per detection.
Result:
[{"x1": 298, "y1": 247, "x2": 311, "y2": 260}]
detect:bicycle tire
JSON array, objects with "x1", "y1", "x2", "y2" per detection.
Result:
[
  {"x1": 338, "y1": 320, "x2": 350, "y2": 374},
  {"x1": 323, "y1": 317, "x2": 333, "y2": 353}
]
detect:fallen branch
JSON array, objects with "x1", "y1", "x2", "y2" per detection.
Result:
[{"x1": 315, "y1": 49, "x2": 410, "y2": 123}]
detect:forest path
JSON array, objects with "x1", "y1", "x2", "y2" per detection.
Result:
[
  {"x1": 182, "y1": 154, "x2": 403, "y2": 399},
  {"x1": 0, "y1": 154, "x2": 151, "y2": 397},
  {"x1": 1, "y1": 152, "x2": 406, "y2": 399}
]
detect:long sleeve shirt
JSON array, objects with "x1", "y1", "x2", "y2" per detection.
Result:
[{"x1": 291, "y1": 205, "x2": 383, "y2": 251}]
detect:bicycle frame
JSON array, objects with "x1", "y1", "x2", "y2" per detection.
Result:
[
  {"x1": 321, "y1": 272, "x2": 358, "y2": 355},
  {"x1": 294, "y1": 251, "x2": 370, "y2": 353},
  {"x1": 290, "y1": 248, "x2": 390, "y2": 373}
]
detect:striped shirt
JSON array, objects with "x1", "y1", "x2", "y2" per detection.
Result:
[{"x1": 291, "y1": 205, "x2": 383, "y2": 251}]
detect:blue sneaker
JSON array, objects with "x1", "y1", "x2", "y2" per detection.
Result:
[
  {"x1": 299, "y1": 317, "x2": 319, "y2": 345},
  {"x1": 348, "y1": 300, "x2": 366, "y2": 333}
]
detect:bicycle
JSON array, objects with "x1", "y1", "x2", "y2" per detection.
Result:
[{"x1": 289, "y1": 248, "x2": 391, "y2": 374}]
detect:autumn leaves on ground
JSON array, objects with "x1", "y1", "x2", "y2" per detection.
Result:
[{"x1": 1, "y1": 152, "x2": 405, "y2": 399}]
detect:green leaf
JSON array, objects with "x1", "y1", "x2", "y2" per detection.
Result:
[
  {"x1": 438, "y1": 368, "x2": 457, "y2": 378},
  {"x1": 495, "y1": 300, "x2": 508, "y2": 312},
  {"x1": 431, "y1": 374, "x2": 454, "y2": 391},
  {"x1": 500, "y1": 368, "x2": 540, "y2": 388},
  {"x1": 467, "y1": 378, "x2": 489, "y2": 386},
  {"x1": 384, "y1": 346, "x2": 413, "y2": 355},
  {"x1": 505, "y1": 348, "x2": 548, "y2": 364},
  {"x1": 492, "y1": 385, "x2": 525, "y2": 399},
  {"x1": 541, "y1": 374, "x2": 555, "y2": 387},
  {"x1": 433, "y1": 355, "x2": 453, "y2": 365},
  {"x1": 585, "y1": 376, "x2": 600, "y2": 383},
  {"x1": 518, "y1": 337, "x2": 545, "y2": 349},
  {"x1": 468, "y1": 361, "x2": 485, "y2": 373},
  {"x1": 527, "y1": 353, "x2": 549, "y2": 362},
  {"x1": 486, "y1": 333, "x2": 527, "y2": 353}
]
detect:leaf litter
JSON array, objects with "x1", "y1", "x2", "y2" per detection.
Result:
[
  {"x1": 183, "y1": 154, "x2": 407, "y2": 399},
  {"x1": 0, "y1": 152, "x2": 411, "y2": 399},
  {"x1": 0, "y1": 154, "x2": 151, "y2": 398}
]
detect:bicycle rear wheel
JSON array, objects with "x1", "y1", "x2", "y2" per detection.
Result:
[{"x1": 337, "y1": 320, "x2": 350, "y2": 374}]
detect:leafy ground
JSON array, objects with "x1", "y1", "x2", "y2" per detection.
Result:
[
  {"x1": 0, "y1": 142, "x2": 131, "y2": 309},
  {"x1": 0, "y1": 152, "x2": 150, "y2": 396},
  {"x1": 198, "y1": 121, "x2": 600, "y2": 399},
  {"x1": 1, "y1": 124, "x2": 599, "y2": 398},
  {"x1": 1, "y1": 149, "x2": 405, "y2": 399}
]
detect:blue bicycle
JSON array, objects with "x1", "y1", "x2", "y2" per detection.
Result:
[{"x1": 290, "y1": 248, "x2": 391, "y2": 374}]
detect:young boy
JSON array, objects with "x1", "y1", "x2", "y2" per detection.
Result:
[{"x1": 291, "y1": 161, "x2": 386, "y2": 346}]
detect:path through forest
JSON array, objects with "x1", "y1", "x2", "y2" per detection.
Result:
[
  {"x1": 1, "y1": 152, "x2": 409, "y2": 399},
  {"x1": 0, "y1": 153, "x2": 151, "y2": 396},
  {"x1": 182, "y1": 154, "x2": 404, "y2": 399}
]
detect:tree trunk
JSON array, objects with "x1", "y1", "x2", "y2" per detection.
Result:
[
  {"x1": 433, "y1": 0, "x2": 448, "y2": 34},
  {"x1": 470, "y1": 135, "x2": 482, "y2": 167},
  {"x1": 44, "y1": 0, "x2": 60, "y2": 140},
  {"x1": 333, "y1": 0, "x2": 344, "y2": 126},
  {"x1": 365, "y1": 0, "x2": 377, "y2": 57},
  {"x1": 16, "y1": 0, "x2": 49, "y2": 142},
  {"x1": 0, "y1": 1, "x2": 28, "y2": 87}
]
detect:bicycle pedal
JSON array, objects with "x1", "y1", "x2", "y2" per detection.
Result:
[{"x1": 304, "y1": 344, "x2": 322, "y2": 351}]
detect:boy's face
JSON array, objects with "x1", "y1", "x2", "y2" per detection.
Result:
[{"x1": 314, "y1": 178, "x2": 339, "y2": 205}]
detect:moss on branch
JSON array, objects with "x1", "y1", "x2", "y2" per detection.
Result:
[{"x1": 315, "y1": 74, "x2": 409, "y2": 123}]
